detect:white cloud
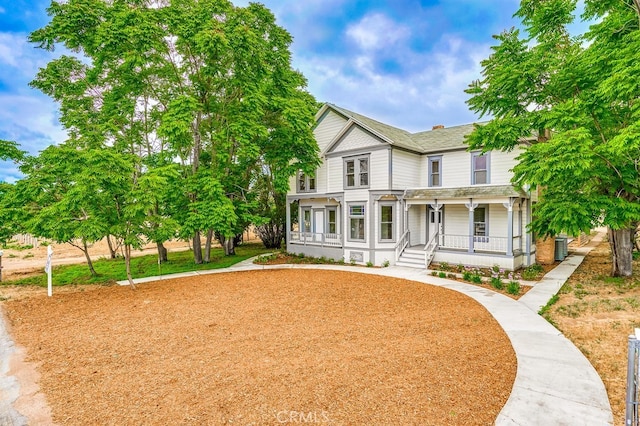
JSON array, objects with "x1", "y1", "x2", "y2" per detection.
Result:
[{"x1": 346, "y1": 13, "x2": 410, "y2": 51}]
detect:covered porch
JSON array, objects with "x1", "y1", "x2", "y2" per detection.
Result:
[{"x1": 398, "y1": 185, "x2": 535, "y2": 269}]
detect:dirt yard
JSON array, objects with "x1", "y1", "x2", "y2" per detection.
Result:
[
  {"x1": 545, "y1": 240, "x2": 640, "y2": 426},
  {"x1": 3, "y1": 269, "x2": 516, "y2": 425}
]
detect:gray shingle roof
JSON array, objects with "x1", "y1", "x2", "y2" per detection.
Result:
[
  {"x1": 326, "y1": 103, "x2": 484, "y2": 153},
  {"x1": 405, "y1": 185, "x2": 528, "y2": 200}
]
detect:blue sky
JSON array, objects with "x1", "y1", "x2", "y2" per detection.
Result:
[{"x1": 0, "y1": 0, "x2": 563, "y2": 182}]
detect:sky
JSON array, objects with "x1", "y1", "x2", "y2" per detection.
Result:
[{"x1": 0, "y1": 0, "x2": 583, "y2": 183}]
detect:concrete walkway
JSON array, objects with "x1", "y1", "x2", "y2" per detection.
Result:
[{"x1": 1, "y1": 235, "x2": 613, "y2": 424}]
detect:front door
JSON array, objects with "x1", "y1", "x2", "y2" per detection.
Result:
[{"x1": 314, "y1": 210, "x2": 324, "y2": 242}]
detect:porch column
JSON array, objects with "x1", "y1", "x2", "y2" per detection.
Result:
[
  {"x1": 429, "y1": 202, "x2": 442, "y2": 246},
  {"x1": 503, "y1": 198, "x2": 515, "y2": 256},
  {"x1": 286, "y1": 199, "x2": 292, "y2": 246},
  {"x1": 518, "y1": 201, "x2": 523, "y2": 252},
  {"x1": 465, "y1": 200, "x2": 478, "y2": 253}
]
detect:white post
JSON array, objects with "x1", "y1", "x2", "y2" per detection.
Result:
[{"x1": 45, "y1": 245, "x2": 53, "y2": 297}]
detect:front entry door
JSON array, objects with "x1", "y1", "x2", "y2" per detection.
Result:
[{"x1": 314, "y1": 210, "x2": 324, "y2": 242}]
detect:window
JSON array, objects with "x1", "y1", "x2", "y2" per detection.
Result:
[
  {"x1": 380, "y1": 204, "x2": 394, "y2": 241},
  {"x1": 327, "y1": 208, "x2": 337, "y2": 234},
  {"x1": 474, "y1": 206, "x2": 488, "y2": 241},
  {"x1": 302, "y1": 208, "x2": 312, "y2": 233},
  {"x1": 344, "y1": 156, "x2": 369, "y2": 188},
  {"x1": 349, "y1": 204, "x2": 365, "y2": 241},
  {"x1": 428, "y1": 156, "x2": 442, "y2": 187},
  {"x1": 297, "y1": 171, "x2": 316, "y2": 193},
  {"x1": 472, "y1": 152, "x2": 489, "y2": 185}
]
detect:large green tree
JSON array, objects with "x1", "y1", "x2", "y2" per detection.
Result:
[
  {"x1": 0, "y1": 140, "x2": 26, "y2": 244},
  {"x1": 466, "y1": 0, "x2": 640, "y2": 276},
  {"x1": 31, "y1": 0, "x2": 319, "y2": 264}
]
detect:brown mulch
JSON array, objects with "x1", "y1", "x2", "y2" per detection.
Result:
[{"x1": 4, "y1": 270, "x2": 516, "y2": 425}]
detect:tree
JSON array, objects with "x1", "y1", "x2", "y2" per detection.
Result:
[
  {"x1": 466, "y1": 0, "x2": 640, "y2": 276},
  {"x1": 0, "y1": 140, "x2": 26, "y2": 244}
]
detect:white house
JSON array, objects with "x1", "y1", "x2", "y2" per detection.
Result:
[{"x1": 285, "y1": 103, "x2": 537, "y2": 270}]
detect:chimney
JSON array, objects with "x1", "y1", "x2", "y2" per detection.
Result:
[{"x1": 432, "y1": 124, "x2": 445, "y2": 130}]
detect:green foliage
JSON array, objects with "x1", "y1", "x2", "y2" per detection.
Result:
[
  {"x1": 466, "y1": 0, "x2": 640, "y2": 276},
  {"x1": 462, "y1": 271, "x2": 472, "y2": 281},
  {"x1": 438, "y1": 271, "x2": 447, "y2": 278},
  {"x1": 470, "y1": 274, "x2": 483, "y2": 284},
  {"x1": 491, "y1": 277, "x2": 504, "y2": 290},
  {"x1": 522, "y1": 263, "x2": 545, "y2": 280},
  {"x1": 366, "y1": 261, "x2": 373, "y2": 267},
  {"x1": 382, "y1": 259, "x2": 390, "y2": 268},
  {"x1": 507, "y1": 281, "x2": 521, "y2": 295}
]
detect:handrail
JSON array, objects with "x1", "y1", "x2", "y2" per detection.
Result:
[
  {"x1": 395, "y1": 229, "x2": 410, "y2": 261},
  {"x1": 423, "y1": 232, "x2": 439, "y2": 268}
]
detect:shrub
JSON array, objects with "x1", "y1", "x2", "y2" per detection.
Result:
[
  {"x1": 431, "y1": 271, "x2": 439, "y2": 276},
  {"x1": 337, "y1": 258, "x2": 345, "y2": 265},
  {"x1": 470, "y1": 274, "x2": 482, "y2": 284},
  {"x1": 438, "y1": 271, "x2": 446, "y2": 278},
  {"x1": 507, "y1": 281, "x2": 521, "y2": 295},
  {"x1": 440, "y1": 262, "x2": 450, "y2": 271},
  {"x1": 349, "y1": 258, "x2": 356, "y2": 266},
  {"x1": 447, "y1": 273, "x2": 457, "y2": 279},
  {"x1": 456, "y1": 264, "x2": 465, "y2": 272},
  {"x1": 366, "y1": 261, "x2": 373, "y2": 267},
  {"x1": 522, "y1": 263, "x2": 544, "y2": 280},
  {"x1": 462, "y1": 271, "x2": 472, "y2": 281},
  {"x1": 490, "y1": 277, "x2": 504, "y2": 290},
  {"x1": 382, "y1": 259, "x2": 390, "y2": 268}
]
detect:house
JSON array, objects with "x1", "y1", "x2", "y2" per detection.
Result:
[{"x1": 285, "y1": 103, "x2": 537, "y2": 270}]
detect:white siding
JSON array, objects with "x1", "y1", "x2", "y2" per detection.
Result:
[
  {"x1": 315, "y1": 162, "x2": 327, "y2": 193},
  {"x1": 326, "y1": 157, "x2": 343, "y2": 193},
  {"x1": 392, "y1": 149, "x2": 421, "y2": 189},
  {"x1": 488, "y1": 204, "x2": 508, "y2": 238},
  {"x1": 369, "y1": 150, "x2": 389, "y2": 190},
  {"x1": 330, "y1": 126, "x2": 384, "y2": 153},
  {"x1": 443, "y1": 205, "x2": 468, "y2": 236},
  {"x1": 490, "y1": 149, "x2": 520, "y2": 185},
  {"x1": 441, "y1": 150, "x2": 470, "y2": 187},
  {"x1": 314, "y1": 111, "x2": 348, "y2": 152},
  {"x1": 408, "y1": 205, "x2": 425, "y2": 246}
]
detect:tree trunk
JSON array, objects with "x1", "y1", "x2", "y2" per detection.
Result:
[
  {"x1": 106, "y1": 235, "x2": 118, "y2": 259},
  {"x1": 609, "y1": 227, "x2": 633, "y2": 277},
  {"x1": 157, "y1": 241, "x2": 168, "y2": 263},
  {"x1": 193, "y1": 231, "x2": 203, "y2": 264},
  {"x1": 223, "y1": 236, "x2": 235, "y2": 256},
  {"x1": 124, "y1": 244, "x2": 136, "y2": 289},
  {"x1": 82, "y1": 238, "x2": 98, "y2": 277},
  {"x1": 204, "y1": 229, "x2": 214, "y2": 263}
]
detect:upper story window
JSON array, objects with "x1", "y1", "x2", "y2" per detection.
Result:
[
  {"x1": 428, "y1": 156, "x2": 442, "y2": 187},
  {"x1": 297, "y1": 171, "x2": 316, "y2": 193},
  {"x1": 344, "y1": 155, "x2": 369, "y2": 189},
  {"x1": 472, "y1": 152, "x2": 490, "y2": 185}
]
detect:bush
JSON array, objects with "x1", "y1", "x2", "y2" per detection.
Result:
[
  {"x1": 366, "y1": 261, "x2": 373, "y2": 267},
  {"x1": 431, "y1": 271, "x2": 439, "y2": 276},
  {"x1": 382, "y1": 259, "x2": 390, "y2": 268},
  {"x1": 438, "y1": 271, "x2": 446, "y2": 278},
  {"x1": 507, "y1": 281, "x2": 521, "y2": 295},
  {"x1": 470, "y1": 274, "x2": 483, "y2": 284},
  {"x1": 522, "y1": 263, "x2": 544, "y2": 280},
  {"x1": 440, "y1": 262, "x2": 450, "y2": 271},
  {"x1": 462, "y1": 271, "x2": 472, "y2": 281},
  {"x1": 447, "y1": 273, "x2": 457, "y2": 279},
  {"x1": 490, "y1": 277, "x2": 504, "y2": 290}
]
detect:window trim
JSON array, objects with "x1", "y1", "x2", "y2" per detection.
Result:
[
  {"x1": 473, "y1": 205, "x2": 489, "y2": 242},
  {"x1": 428, "y1": 155, "x2": 442, "y2": 187},
  {"x1": 301, "y1": 207, "x2": 312, "y2": 234},
  {"x1": 378, "y1": 202, "x2": 395, "y2": 242},
  {"x1": 343, "y1": 155, "x2": 370, "y2": 189},
  {"x1": 348, "y1": 203, "x2": 366, "y2": 242},
  {"x1": 326, "y1": 206, "x2": 337, "y2": 235},
  {"x1": 471, "y1": 151, "x2": 490, "y2": 185},
  {"x1": 296, "y1": 171, "x2": 316, "y2": 193}
]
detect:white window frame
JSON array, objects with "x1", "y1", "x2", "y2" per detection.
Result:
[
  {"x1": 428, "y1": 156, "x2": 442, "y2": 187},
  {"x1": 348, "y1": 203, "x2": 366, "y2": 242},
  {"x1": 326, "y1": 207, "x2": 337, "y2": 235},
  {"x1": 474, "y1": 205, "x2": 489, "y2": 242},
  {"x1": 301, "y1": 207, "x2": 312, "y2": 234},
  {"x1": 297, "y1": 171, "x2": 316, "y2": 193},
  {"x1": 379, "y1": 202, "x2": 395, "y2": 242},
  {"x1": 471, "y1": 152, "x2": 490, "y2": 185},
  {"x1": 344, "y1": 155, "x2": 370, "y2": 189}
]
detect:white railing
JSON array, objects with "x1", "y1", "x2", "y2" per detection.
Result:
[
  {"x1": 513, "y1": 235, "x2": 523, "y2": 252},
  {"x1": 395, "y1": 230, "x2": 410, "y2": 261},
  {"x1": 12, "y1": 234, "x2": 39, "y2": 248},
  {"x1": 423, "y1": 232, "x2": 438, "y2": 268},
  {"x1": 439, "y1": 234, "x2": 514, "y2": 254},
  {"x1": 289, "y1": 232, "x2": 342, "y2": 247}
]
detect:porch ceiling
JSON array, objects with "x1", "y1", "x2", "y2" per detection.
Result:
[{"x1": 404, "y1": 185, "x2": 529, "y2": 201}]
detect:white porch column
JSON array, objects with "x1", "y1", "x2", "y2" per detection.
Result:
[
  {"x1": 503, "y1": 198, "x2": 516, "y2": 256},
  {"x1": 286, "y1": 199, "x2": 292, "y2": 245},
  {"x1": 429, "y1": 201, "x2": 442, "y2": 246},
  {"x1": 465, "y1": 200, "x2": 478, "y2": 253}
]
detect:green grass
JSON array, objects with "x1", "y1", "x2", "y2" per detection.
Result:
[{"x1": 3, "y1": 243, "x2": 271, "y2": 287}]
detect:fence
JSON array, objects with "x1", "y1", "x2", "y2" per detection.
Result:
[
  {"x1": 11, "y1": 234, "x2": 39, "y2": 248},
  {"x1": 627, "y1": 329, "x2": 640, "y2": 426}
]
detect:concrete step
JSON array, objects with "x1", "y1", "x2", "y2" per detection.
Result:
[
  {"x1": 399, "y1": 252, "x2": 424, "y2": 261},
  {"x1": 395, "y1": 261, "x2": 425, "y2": 269}
]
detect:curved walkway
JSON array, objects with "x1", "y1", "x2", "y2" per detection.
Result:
[{"x1": 1, "y1": 237, "x2": 614, "y2": 425}]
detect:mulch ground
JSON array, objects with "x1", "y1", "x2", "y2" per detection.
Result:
[{"x1": 4, "y1": 270, "x2": 516, "y2": 425}]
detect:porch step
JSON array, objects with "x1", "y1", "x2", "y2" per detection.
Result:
[{"x1": 396, "y1": 250, "x2": 425, "y2": 269}]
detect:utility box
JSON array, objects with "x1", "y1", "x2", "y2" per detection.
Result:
[{"x1": 555, "y1": 237, "x2": 568, "y2": 261}]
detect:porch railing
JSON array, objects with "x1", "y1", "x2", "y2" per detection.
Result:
[
  {"x1": 289, "y1": 232, "x2": 342, "y2": 247},
  {"x1": 439, "y1": 234, "x2": 515, "y2": 254},
  {"x1": 423, "y1": 232, "x2": 438, "y2": 268},
  {"x1": 395, "y1": 230, "x2": 410, "y2": 261}
]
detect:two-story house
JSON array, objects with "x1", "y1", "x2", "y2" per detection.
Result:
[{"x1": 285, "y1": 103, "x2": 537, "y2": 270}]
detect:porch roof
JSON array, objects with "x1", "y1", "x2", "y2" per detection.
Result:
[{"x1": 404, "y1": 185, "x2": 529, "y2": 200}]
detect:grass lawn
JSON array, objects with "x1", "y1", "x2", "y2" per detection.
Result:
[{"x1": 2, "y1": 242, "x2": 272, "y2": 287}]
